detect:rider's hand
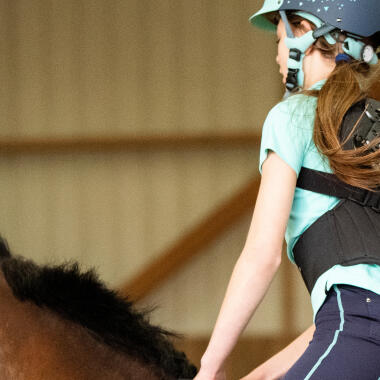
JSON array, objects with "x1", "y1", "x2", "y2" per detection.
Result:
[{"x1": 193, "y1": 366, "x2": 227, "y2": 380}]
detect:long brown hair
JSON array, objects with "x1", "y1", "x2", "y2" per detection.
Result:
[{"x1": 288, "y1": 14, "x2": 380, "y2": 191}]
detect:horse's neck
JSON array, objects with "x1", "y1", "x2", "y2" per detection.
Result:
[{"x1": 0, "y1": 274, "x2": 167, "y2": 380}]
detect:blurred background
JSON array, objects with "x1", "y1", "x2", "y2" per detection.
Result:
[{"x1": 0, "y1": 0, "x2": 315, "y2": 378}]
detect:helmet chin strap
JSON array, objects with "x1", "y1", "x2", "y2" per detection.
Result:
[{"x1": 279, "y1": 10, "x2": 336, "y2": 94}]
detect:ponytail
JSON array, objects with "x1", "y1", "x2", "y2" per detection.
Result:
[{"x1": 312, "y1": 61, "x2": 380, "y2": 191}]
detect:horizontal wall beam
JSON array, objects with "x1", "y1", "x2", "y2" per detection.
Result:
[{"x1": 0, "y1": 133, "x2": 261, "y2": 155}]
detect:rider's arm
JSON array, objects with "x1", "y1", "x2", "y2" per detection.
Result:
[{"x1": 195, "y1": 151, "x2": 297, "y2": 379}]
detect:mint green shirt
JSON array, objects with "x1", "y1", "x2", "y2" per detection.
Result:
[{"x1": 259, "y1": 81, "x2": 380, "y2": 321}]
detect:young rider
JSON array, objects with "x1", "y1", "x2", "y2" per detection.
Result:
[{"x1": 194, "y1": 1, "x2": 380, "y2": 379}]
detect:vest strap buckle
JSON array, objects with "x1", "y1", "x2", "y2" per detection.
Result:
[{"x1": 348, "y1": 189, "x2": 380, "y2": 212}]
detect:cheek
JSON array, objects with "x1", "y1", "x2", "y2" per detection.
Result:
[{"x1": 278, "y1": 42, "x2": 289, "y2": 68}]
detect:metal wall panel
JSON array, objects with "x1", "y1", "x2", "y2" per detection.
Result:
[{"x1": 0, "y1": 0, "x2": 281, "y2": 137}]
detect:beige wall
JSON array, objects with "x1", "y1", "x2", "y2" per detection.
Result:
[
  {"x1": 0, "y1": 0, "x2": 313, "y2": 338},
  {"x1": 0, "y1": 0, "x2": 281, "y2": 138}
]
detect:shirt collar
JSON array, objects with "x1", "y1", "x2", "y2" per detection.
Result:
[{"x1": 308, "y1": 79, "x2": 327, "y2": 90}]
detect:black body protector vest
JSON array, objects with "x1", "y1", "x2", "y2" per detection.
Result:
[{"x1": 293, "y1": 98, "x2": 380, "y2": 294}]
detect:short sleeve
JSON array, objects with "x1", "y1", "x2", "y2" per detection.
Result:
[{"x1": 259, "y1": 96, "x2": 315, "y2": 176}]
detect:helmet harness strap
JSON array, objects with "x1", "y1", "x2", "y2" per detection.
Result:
[
  {"x1": 279, "y1": 10, "x2": 378, "y2": 94},
  {"x1": 280, "y1": 10, "x2": 335, "y2": 93},
  {"x1": 342, "y1": 37, "x2": 378, "y2": 65}
]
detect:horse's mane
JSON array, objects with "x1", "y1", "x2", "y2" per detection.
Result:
[{"x1": 0, "y1": 238, "x2": 197, "y2": 379}]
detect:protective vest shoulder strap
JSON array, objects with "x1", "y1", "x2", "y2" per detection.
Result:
[{"x1": 296, "y1": 167, "x2": 380, "y2": 211}]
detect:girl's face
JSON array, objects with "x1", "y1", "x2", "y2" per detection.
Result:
[
  {"x1": 275, "y1": 17, "x2": 336, "y2": 90},
  {"x1": 276, "y1": 20, "x2": 289, "y2": 84}
]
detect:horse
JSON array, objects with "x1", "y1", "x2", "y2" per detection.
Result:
[{"x1": 0, "y1": 237, "x2": 197, "y2": 380}]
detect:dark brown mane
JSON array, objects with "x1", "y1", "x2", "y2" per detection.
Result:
[{"x1": 0, "y1": 238, "x2": 197, "y2": 379}]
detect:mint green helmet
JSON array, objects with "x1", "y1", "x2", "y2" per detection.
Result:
[
  {"x1": 250, "y1": 0, "x2": 380, "y2": 38},
  {"x1": 249, "y1": 0, "x2": 380, "y2": 92}
]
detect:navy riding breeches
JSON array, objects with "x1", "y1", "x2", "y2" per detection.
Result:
[{"x1": 282, "y1": 284, "x2": 380, "y2": 380}]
